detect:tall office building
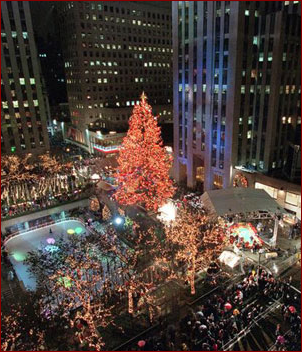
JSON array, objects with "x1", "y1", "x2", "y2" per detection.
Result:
[
  {"x1": 1, "y1": 1, "x2": 50, "y2": 156},
  {"x1": 173, "y1": 1, "x2": 301, "y2": 191},
  {"x1": 55, "y1": 1, "x2": 173, "y2": 148}
]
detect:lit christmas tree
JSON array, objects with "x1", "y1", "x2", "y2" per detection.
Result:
[{"x1": 114, "y1": 93, "x2": 175, "y2": 211}]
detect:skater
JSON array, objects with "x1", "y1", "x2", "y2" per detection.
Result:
[{"x1": 49, "y1": 228, "x2": 53, "y2": 234}]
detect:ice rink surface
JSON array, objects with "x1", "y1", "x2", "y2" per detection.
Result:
[{"x1": 5, "y1": 220, "x2": 86, "y2": 290}]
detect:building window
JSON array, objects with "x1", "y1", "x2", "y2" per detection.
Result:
[
  {"x1": 285, "y1": 192, "x2": 300, "y2": 206},
  {"x1": 213, "y1": 174, "x2": 223, "y2": 189},
  {"x1": 255, "y1": 182, "x2": 278, "y2": 199}
]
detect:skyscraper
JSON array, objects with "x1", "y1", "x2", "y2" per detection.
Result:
[
  {"x1": 55, "y1": 1, "x2": 173, "y2": 148},
  {"x1": 173, "y1": 1, "x2": 301, "y2": 191},
  {"x1": 1, "y1": 1, "x2": 50, "y2": 156}
]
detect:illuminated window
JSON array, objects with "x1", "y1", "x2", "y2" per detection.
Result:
[
  {"x1": 286, "y1": 192, "x2": 300, "y2": 206},
  {"x1": 30, "y1": 78, "x2": 35, "y2": 84},
  {"x1": 13, "y1": 101, "x2": 19, "y2": 108},
  {"x1": 245, "y1": 10, "x2": 249, "y2": 16},
  {"x1": 213, "y1": 174, "x2": 223, "y2": 188},
  {"x1": 282, "y1": 116, "x2": 286, "y2": 124},
  {"x1": 33, "y1": 100, "x2": 38, "y2": 106},
  {"x1": 268, "y1": 53, "x2": 273, "y2": 61},
  {"x1": 19, "y1": 78, "x2": 25, "y2": 85},
  {"x1": 287, "y1": 117, "x2": 291, "y2": 124},
  {"x1": 247, "y1": 131, "x2": 252, "y2": 139},
  {"x1": 255, "y1": 182, "x2": 278, "y2": 199},
  {"x1": 259, "y1": 53, "x2": 264, "y2": 62}
]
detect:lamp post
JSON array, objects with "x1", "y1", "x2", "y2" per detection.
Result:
[
  {"x1": 271, "y1": 214, "x2": 281, "y2": 248},
  {"x1": 257, "y1": 248, "x2": 266, "y2": 284}
]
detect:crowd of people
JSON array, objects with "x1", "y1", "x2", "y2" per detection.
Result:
[{"x1": 128, "y1": 269, "x2": 300, "y2": 351}]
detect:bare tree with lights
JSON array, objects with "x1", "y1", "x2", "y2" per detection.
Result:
[
  {"x1": 26, "y1": 234, "x2": 123, "y2": 350},
  {"x1": 164, "y1": 207, "x2": 206, "y2": 295}
]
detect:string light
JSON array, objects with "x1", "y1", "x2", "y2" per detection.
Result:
[{"x1": 114, "y1": 93, "x2": 175, "y2": 212}]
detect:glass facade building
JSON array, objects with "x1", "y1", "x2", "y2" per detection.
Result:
[
  {"x1": 1, "y1": 1, "x2": 50, "y2": 155},
  {"x1": 173, "y1": 1, "x2": 300, "y2": 190}
]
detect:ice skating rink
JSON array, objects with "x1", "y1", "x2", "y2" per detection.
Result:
[{"x1": 5, "y1": 220, "x2": 86, "y2": 290}]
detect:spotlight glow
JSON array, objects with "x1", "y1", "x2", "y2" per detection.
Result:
[
  {"x1": 11, "y1": 252, "x2": 27, "y2": 262},
  {"x1": 158, "y1": 201, "x2": 177, "y2": 222},
  {"x1": 58, "y1": 276, "x2": 72, "y2": 288},
  {"x1": 114, "y1": 216, "x2": 123, "y2": 225},
  {"x1": 67, "y1": 229, "x2": 75, "y2": 235},
  {"x1": 45, "y1": 245, "x2": 59, "y2": 253},
  {"x1": 46, "y1": 237, "x2": 55, "y2": 244},
  {"x1": 75, "y1": 227, "x2": 83, "y2": 234}
]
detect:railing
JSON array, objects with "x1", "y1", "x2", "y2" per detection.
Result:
[
  {"x1": 3, "y1": 215, "x2": 118, "y2": 251},
  {"x1": 112, "y1": 273, "x2": 244, "y2": 351},
  {"x1": 93, "y1": 144, "x2": 121, "y2": 152},
  {"x1": 3, "y1": 216, "x2": 91, "y2": 246},
  {"x1": 222, "y1": 298, "x2": 282, "y2": 351}
]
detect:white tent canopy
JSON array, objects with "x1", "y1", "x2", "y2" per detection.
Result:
[
  {"x1": 200, "y1": 188, "x2": 286, "y2": 217},
  {"x1": 219, "y1": 250, "x2": 241, "y2": 268}
]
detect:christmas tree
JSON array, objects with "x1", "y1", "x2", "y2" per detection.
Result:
[{"x1": 114, "y1": 93, "x2": 175, "y2": 211}]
